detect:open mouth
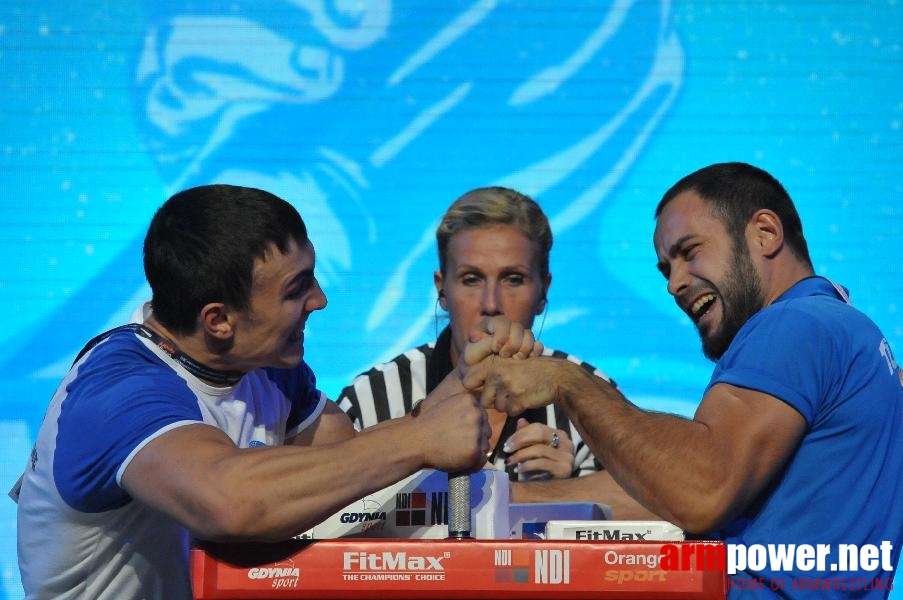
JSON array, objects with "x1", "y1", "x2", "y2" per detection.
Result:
[{"x1": 690, "y1": 293, "x2": 717, "y2": 323}]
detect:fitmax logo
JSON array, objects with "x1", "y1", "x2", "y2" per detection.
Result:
[
  {"x1": 343, "y1": 551, "x2": 447, "y2": 571},
  {"x1": 575, "y1": 529, "x2": 650, "y2": 540}
]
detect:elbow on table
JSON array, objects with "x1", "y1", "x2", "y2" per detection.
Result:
[
  {"x1": 661, "y1": 485, "x2": 743, "y2": 536},
  {"x1": 187, "y1": 494, "x2": 285, "y2": 542}
]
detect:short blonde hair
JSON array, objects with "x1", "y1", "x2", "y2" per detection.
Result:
[{"x1": 436, "y1": 186, "x2": 552, "y2": 277}]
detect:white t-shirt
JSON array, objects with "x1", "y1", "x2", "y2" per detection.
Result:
[{"x1": 11, "y1": 324, "x2": 326, "y2": 599}]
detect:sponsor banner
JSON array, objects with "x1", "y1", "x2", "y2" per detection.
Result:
[
  {"x1": 296, "y1": 469, "x2": 509, "y2": 540},
  {"x1": 508, "y1": 502, "x2": 611, "y2": 540},
  {"x1": 544, "y1": 520, "x2": 684, "y2": 542},
  {"x1": 191, "y1": 539, "x2": 725, "y2": 599}
]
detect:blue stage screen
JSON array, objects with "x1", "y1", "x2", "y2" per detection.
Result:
[{"x1": 1, "y1": 2, "x2": 900, "y2": 597}]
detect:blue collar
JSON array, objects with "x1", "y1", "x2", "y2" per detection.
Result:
[{"x1": 773, "y1": 276, "x2": 852, "y2": 306}]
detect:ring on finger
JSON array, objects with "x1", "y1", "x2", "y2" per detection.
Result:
[{"x1": 550, "y1": 432, "x2": 560, "y2": 449}]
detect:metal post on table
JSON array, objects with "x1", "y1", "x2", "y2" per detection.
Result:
[{"x1": 447, "y1": 472, "x2": 472, "y2": 539}]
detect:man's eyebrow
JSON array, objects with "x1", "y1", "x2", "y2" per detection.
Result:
[
  {"x1": 665, "y1": 234, "x2": 695, "y2": 260},
  {"x1": 656, "y1": 260, "x2": 669, "y2": 277},
  {"x1": 286, "y1": 268, "x2": 315, "y2": 288},
  {"x1": 655, "y1": 234, "x2": 696, "y2": 276}
]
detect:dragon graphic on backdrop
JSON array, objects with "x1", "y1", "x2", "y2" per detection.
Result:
[{"x1": 7, "y1": 0, "x2": 684, "y2": 398}]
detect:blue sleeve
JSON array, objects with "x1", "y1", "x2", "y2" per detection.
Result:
[
  {"x1": 264, "y1": 360, "x2": 326, "y2": 435},
  {"x1": 54, "y1": 347, "x2": 202, "y2": 512},
  {"x1": 707, "y1": 304, "x2": 837, "y2": 424}
]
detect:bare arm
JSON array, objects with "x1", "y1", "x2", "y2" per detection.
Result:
[
  {"x1": 472, "y1": 356, "x2": 807, "y2": 533},
  {"x1": 121, "y1": 390, "x2": 489, "y2": 542},
  {"x1": 285, "y1": 400, "x2": 356, "y2": 446}
]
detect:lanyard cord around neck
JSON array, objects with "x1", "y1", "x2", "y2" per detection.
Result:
[{"x1": 134, "y1": 324, "x2": 245, "y2": 386}]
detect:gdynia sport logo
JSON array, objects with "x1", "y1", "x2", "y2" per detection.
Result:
[{"x1": 660, "y1": 542, "x2": 895, "y2": 592}]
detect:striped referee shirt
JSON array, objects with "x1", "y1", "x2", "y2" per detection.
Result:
[{"x1": 337, "y1": 327, "x2": 612, "y2": 480}]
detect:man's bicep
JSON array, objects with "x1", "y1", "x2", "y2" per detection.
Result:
[
  {"x1": 120, "y1": 423, "x2": 240, "y2": 532},
  {"x1": 286, "y1": 400, "x2": 355, "y2": 447},
  {"x1": 695, "y1": 383, "x2": 807, "y2": 511}
]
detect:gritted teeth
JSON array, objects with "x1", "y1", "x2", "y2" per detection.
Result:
[{"x1": 691, "y1": 293, "x2": 717, "y2": 317}]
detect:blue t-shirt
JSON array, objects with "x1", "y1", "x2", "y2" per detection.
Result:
[
  {"x1": 709, "y1": 277, "x2": 903, "y2": 598},
  {"x1": 13, "y1": 325, "x2": 327, "y2": 599}
]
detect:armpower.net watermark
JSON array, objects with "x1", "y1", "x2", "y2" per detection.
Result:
[{"x1": 660, "y1": 542, "x2": 895, "y2": 593}]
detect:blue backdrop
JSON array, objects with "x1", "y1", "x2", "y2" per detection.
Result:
[{"x1": 1, "y1": 1, "x2": 901, "y2": 597}]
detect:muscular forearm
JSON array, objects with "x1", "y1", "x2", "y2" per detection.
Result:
[
  {"x1": 472, "y1": 353, "x2": 801, "y2": 533},
  {"x1": 126, "y1": 417, "x2": 441, "y2": 542},
  {"x1": 552, "y1": 363, "x2": 736, "y2": 533}
]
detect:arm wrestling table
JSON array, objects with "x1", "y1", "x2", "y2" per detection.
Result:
[
  {"x1": 190, "y1": 538, "x2": 726, "y2": 599},
  {"x1": 191, "y1": 470, "x2": 726, "y2": 599}
]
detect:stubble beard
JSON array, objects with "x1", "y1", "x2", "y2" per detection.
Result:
[{"x1": 701, "y1": 243, "x2": 766, "y2": 361}]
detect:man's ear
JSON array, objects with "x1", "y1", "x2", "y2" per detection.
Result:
[
  {"x1": 749, "y1": 209, "x2": 784, "y2": 259},
  {"x1": 434, "y1": 270, "x2": 447, "y2": 310},
  {"x1": 200, "y1": 303, "x2": 233, "y2": 340}
]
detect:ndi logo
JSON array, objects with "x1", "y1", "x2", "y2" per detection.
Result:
[
  {"x1": 492, "y1": 549, "x2": 570, "y2": 585},
  {"x1": 395, "y1": 491, "x2": 448, "y2": 527},
  {"x1": 535, "y1": 549, "x2": 571, "y2": 584}
]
